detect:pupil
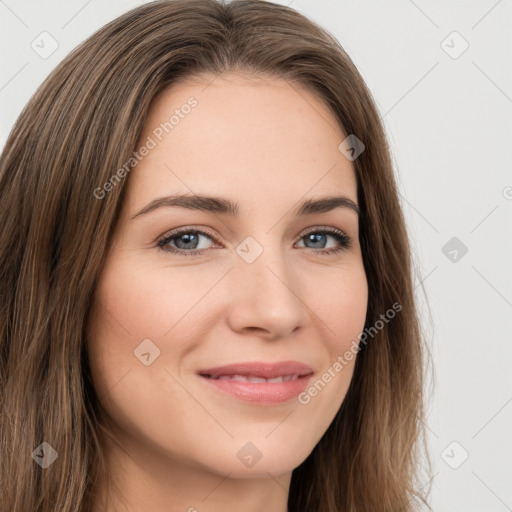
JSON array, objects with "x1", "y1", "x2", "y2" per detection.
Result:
[
  {"x1": 176, "y1": 233, "x2": 198, "y2": 249},
  {"x1": 307, "y1": 233, "x2": 325, "y2": 248}
]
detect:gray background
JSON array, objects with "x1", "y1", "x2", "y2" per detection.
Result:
[{"x1": 1, "y1": 1, "x2": 511, "y2": 510}]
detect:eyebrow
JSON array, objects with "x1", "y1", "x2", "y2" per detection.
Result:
[{"x1": 131, "y1": 193, "x2": 361, "y2": 219}]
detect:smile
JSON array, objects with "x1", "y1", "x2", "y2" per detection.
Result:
[{"x1": 197, "y1": 361, "x2": 314, "y2": 404}]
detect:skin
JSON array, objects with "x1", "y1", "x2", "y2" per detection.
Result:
[{"x1": 87, "y1": 71, "x2": 368, "y2": 512}]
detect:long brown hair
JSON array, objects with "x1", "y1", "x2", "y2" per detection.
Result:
[{"x1": 0, "y1": 1, "x2": 433, "y2": 510}]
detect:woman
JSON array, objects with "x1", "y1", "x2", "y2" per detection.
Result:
[{"x1": 0, "y1": 0, "x2": 433, "y2": 510}]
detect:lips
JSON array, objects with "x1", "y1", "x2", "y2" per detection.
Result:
[
  {"x1": 198, "y1": 361, "x2": 314, "y2": 380},
  {"x1": 197, "y1": 361, "x2": 314, "y2": 404},
  {"x1": 210, "y1": 374, "x2": 299, "y2": 383}
]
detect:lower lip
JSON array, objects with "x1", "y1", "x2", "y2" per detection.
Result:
[{"x1": 198, "y1": 374, "x2": 313, "y2": 404}]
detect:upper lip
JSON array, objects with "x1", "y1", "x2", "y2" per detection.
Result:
[{"x1": 198, "y1": 361, "x2": 314, "y2": 379}]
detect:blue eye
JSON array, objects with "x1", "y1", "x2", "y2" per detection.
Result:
[
  {"x1": 298, "y1": 228, "x2": 351, "y2": 254},
  {"x1": 157, "y1": 228, "x2": 215, "y2": 256},
  {"x1": 157, "y1": 227, "x2": 351, "y2": 256},
  {"x1": 157, "y1": 228, "x2": 216, "y2": 256}
]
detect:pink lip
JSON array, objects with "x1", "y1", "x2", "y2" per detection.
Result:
[
  {"x1": 198, "y1": 361, "x2": 313, "y2": 379},
  {"x1": 197, "y1": 361, "x2": 314, "y2": 404}
]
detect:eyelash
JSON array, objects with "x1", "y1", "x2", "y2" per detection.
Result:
[{"x1": 156, "y1": 226, "x2": 352, "y2": 256}]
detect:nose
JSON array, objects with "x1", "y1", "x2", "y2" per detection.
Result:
[{"x1": 225, "y1": 246, "x2": 309, "y2": 341}]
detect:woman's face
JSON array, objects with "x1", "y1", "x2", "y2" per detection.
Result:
[{"x1": 87, "y1": 72, "x2": 368, "y2": 481}]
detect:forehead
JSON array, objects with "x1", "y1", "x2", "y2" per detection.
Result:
[{"x1": 126, "y1": 72, "x2": 357, "y2": 210}]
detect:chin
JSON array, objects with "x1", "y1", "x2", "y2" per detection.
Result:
[{"x1": 192, "y1": 437, "x2": 314, "y2": 479}]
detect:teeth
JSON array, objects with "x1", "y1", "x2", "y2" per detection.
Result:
[
  {"x1": 211, "y1": 374, "x2": 298, "y2": 382},
  {"x1": 247, "y1": 376, "x2": 267, "y2": 383}
]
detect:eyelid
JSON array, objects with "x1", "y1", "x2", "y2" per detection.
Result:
[{"x1": 301, "y1": 225, "x2": 347, "y2": 236}]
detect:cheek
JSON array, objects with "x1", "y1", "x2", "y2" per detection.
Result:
[
  {"x1": 85, "y1": 257, "x2": 210, "y2": 449},
  {"x1": 297, "y1": 264, "x2": 368, "y2": 409},
  {"x1": 308, "y1": 262, "x2": 368, "y2": 348},
  {"x1": 89, "y1": 255, "x2": 222, "y2": 341},
  {"x1": 85, "y1": 256, "x2": 226, "y2": 391}
]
